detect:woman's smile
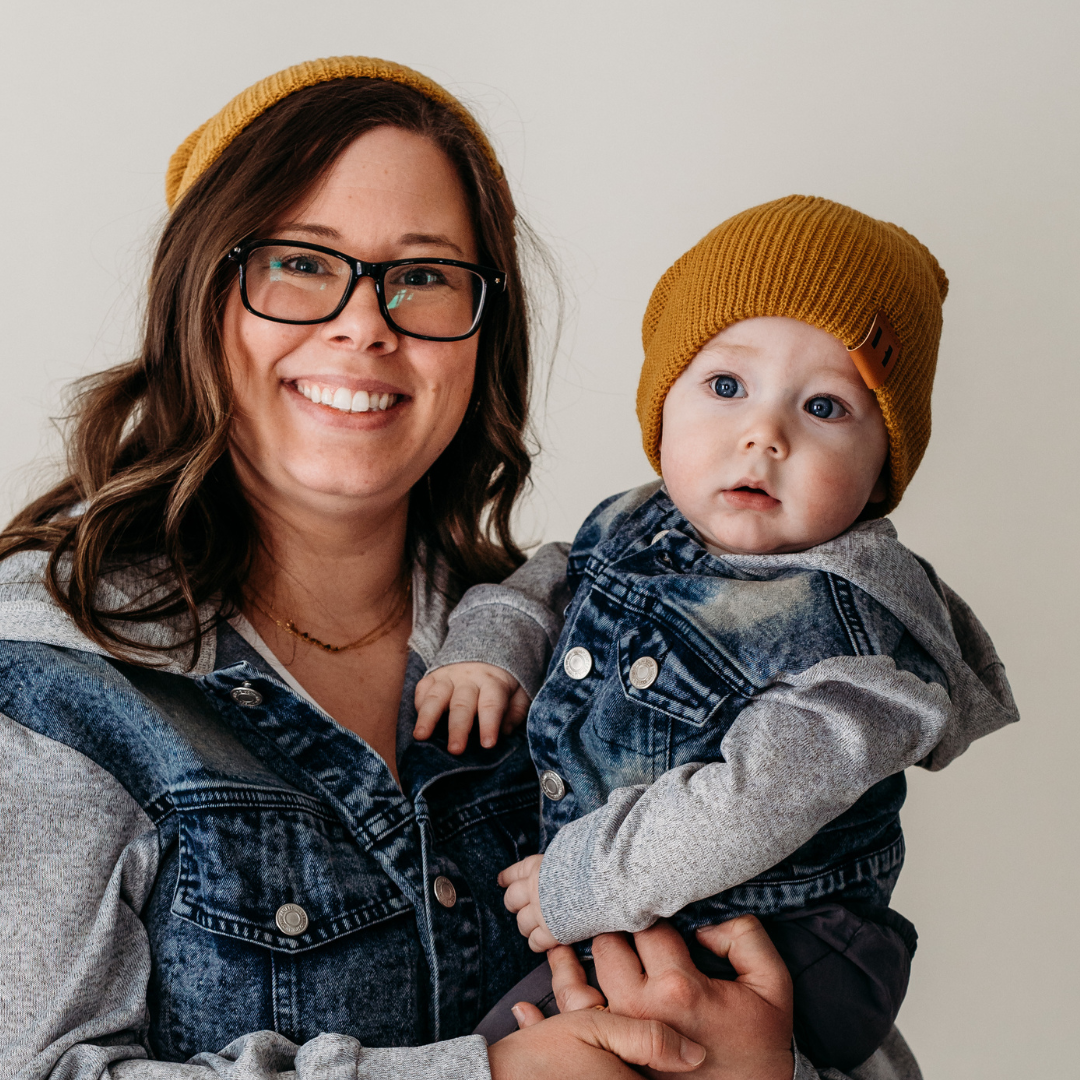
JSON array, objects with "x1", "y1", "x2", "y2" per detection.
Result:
[{"x1": 292, "y1": 378, "x2": 404, "y2": 416}]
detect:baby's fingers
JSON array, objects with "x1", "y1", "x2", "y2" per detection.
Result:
[
  {"x1": 498, "y1": 853, "x2": 544, "y2": 888},
  {"x1": 503, "y1": 878, "x2": 534, "y2": 915},
  {"x1": 413, "y1": 676, "x2": 453, "y2": 741},
  {"x1": 499, "y1": 686, "x2": 531, "y2": 738},
  {"x1": 476, "y1": 680, "x2": 511, "y2": 749},
  {"x1": 446, "y1": 682, "x2": 481, "y2": 755}
]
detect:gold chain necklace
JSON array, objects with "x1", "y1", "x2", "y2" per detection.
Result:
[{"x1": 250, "y1": 573, "x2": 411, "y2": 654}]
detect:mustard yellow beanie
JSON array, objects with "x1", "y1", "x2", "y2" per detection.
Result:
[
  {"x1": 165, "y1": 56, "x2": 504, "y2": 210},
  {"x1": 636, "y1": 195, "x2": 948, "y2": 514}
]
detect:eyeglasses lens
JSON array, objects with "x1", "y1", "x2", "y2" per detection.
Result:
[{"x1": 244, "y1": 245, "x2": 486, "y2": 337}]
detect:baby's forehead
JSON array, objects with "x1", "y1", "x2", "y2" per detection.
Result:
[{"x1": 692, "y1": 316, "x2": 859, "y2": 380}]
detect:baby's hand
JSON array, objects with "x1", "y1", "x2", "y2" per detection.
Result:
[
  {"x1": 499, "y1": 853, "x2": 560, "y2": 952},
  {"x1": 413, "y1": 662, "x2": 529, "y2": 755}
]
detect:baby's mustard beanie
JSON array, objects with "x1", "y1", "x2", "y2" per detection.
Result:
[
  {"x1": 636, "y1": 195, "x2": 948, "y2": 514},
  {"x1": 165, "y1": 56, "x2": 504, "y2": 210}
]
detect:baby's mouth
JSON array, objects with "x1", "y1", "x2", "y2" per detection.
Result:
[{"x1": 722, "y1": 485, "x2": 781, "y2": 511}]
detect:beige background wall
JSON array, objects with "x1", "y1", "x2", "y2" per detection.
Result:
[{"x1": 1, "y1": 1, "x2": 1076, "y2": 1075}]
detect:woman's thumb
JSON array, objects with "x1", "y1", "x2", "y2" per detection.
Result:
[{"x1": 591, "y1": 1012, "x2": 706, "y2": 1072}]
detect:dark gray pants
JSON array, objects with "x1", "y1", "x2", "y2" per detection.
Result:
[{"x1": 474, "y1": 903, "x2": 916, "y2": 1071}]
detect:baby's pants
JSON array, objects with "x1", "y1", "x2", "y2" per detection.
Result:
[{"x1": 473, "y1": 902, "x2": 916, "y2": 1071}]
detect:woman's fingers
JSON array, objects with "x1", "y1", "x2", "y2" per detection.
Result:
[
  {"x1": 588, "y1": 1012, "x2": 706, "y2": 1071},
  {"x1": 527, "y1": 925, "x2": 559, "y2": 953},
  {"x1": 627, "y1": 919, "x2": 693, "y2": 979},
  {"x1": 548, "y1": 946, "x2": 606, "y2": 1012},
  {"x1": 695, "y1": 915, "x2": 792, "y2": 1009},
  {"x1": 591, "y1": 931, "x2": 648, "y2": 997},
  {"x1": 511, "y1": 1002, "x2": 545, "y2": 1029}
]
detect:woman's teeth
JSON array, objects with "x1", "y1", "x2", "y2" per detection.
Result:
[{"x1": 296, "y1": 382, "x2": 398, "y2": 413}]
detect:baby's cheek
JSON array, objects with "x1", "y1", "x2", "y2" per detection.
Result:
[{"x1": 797, "y1": 455, "x2": 873, "y2": 538}]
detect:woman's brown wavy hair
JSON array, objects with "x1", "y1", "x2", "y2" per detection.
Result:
[{"x1": 0, "y1": 79, "x2": 534, "y2": 667}]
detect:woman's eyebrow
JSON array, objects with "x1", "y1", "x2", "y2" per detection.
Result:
[
  {"x1": 398, "y1": 232, "x2": 466, "y2": 256},
  {"x1": 269, "y1": 223, "x2": 465, "y2": 257},
  {"x1": 274, "y1": 222, "x2": 341, "y2": 241}
]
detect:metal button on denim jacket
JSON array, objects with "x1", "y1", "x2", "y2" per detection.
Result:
[{"x1": 528, "y1": 486, "x2": 947, "y2": 927}]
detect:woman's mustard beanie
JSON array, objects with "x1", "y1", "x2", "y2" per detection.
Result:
[
  {"x1": 165, "y1": 56, "x2": 504, "y2": 210},
  {"x1": 636, "y1": 195, "x2": 948, "y2": 514}
]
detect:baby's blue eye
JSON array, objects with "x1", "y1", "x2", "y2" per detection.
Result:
[
  {"x1": 712, "y1": 375, "x2": 743, "y2": 399},
  {"x1": 806, "y1": 396, "x2": 846, "y2": 419}
]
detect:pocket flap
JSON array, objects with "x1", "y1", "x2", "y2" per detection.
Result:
[
  {"x1": 170, "y1": 787, "x2": 411, "y2": 953},
  {"x1": 617, "y1": 624, "x2": 734, "y2": 727}
]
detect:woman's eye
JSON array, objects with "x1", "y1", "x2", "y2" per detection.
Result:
[
  {"x1": 281, "y1": 256, "x2": 326, "y2": 275},
  {"x1": 711, "y1": 375, "x2": 744, "y2": 399},
  {"x1": 394, "y1": 267, "x2": 446, "y2": 288},
  {"x1": 805, "y1": 396, "x2": 847, "y2": 419}
]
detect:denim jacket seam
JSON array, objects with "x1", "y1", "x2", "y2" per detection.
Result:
[{"x1": 825, "y1": 573, "x2": 874, "y2": 656}]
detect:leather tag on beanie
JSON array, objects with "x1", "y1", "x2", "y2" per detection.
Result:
[{"x1": 848, "y1": 311, "x2": 902, "y2": 390}]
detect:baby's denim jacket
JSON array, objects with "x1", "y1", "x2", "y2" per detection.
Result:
[{"x1": 434, "y1": 480, "x2": 1019, "y2": 946}]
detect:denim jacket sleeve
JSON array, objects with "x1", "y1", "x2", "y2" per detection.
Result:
[
  {"x1": 0, "y1": 714, "x2": 491, "y2": 1080},
  {"x1": 537, "y1": 653, "x2": 953, "y2": 943}
]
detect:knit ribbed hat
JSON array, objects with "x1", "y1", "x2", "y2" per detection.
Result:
[
  {"x1": 636, "y1": 195, "x2": 948, "y2": 514},
  {"x1": 165, "y1": 56, "x2": 504, "y2": 210}
]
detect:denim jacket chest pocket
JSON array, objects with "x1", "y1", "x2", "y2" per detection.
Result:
[
  {"x1": 169, "y1": 786, "x2": 411, "y2": 953},
  {"x1": 616, "y1": 623, "x2": 734, "y2": 729}
]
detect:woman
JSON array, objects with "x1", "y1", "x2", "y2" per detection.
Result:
[{"x1": 0, "y1": 57, "x2": 918, "y2": 1079}]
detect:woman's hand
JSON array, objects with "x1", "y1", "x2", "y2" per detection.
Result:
[
  {"x1": 498, "y1": 853, "x2": 560, "y2": 952},
  {"x1": 413, "y1": 662, "x2": 529, "y2": 754},
  {"x1": 594, "y1": 917, "x2": 794, "y2": 1080},
  {"x1": 487, "y1": 956, "x2": 707, "y2": 1080}
]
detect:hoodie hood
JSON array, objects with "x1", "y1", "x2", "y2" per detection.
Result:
[
  {"x1": 0, "y1": 549, "x2": 452, "y2": 678},
  {"x1": 719, "y1": 517, "x2": 1019, "y2": 770}
]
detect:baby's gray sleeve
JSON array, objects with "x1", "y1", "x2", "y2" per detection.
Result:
[
  {"x1": 538, "y1": 654, "x2": 952, "y2": 943},
  {"x1": 427, "y1": 543, "x2": 572, "y2": 697},
  {"x1": 0, "y1": 714, "x2": 492, "y2": 1080}
]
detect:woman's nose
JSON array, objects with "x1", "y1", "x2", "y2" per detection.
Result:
[{"x1": 320, "y1": 276, "x2": 399, "y2": 351}]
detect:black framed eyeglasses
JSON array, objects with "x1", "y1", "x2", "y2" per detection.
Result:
[{"x1": 227, "y1": 239, "x2": 506, "y2": 341}]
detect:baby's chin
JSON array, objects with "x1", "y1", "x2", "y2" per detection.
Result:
[{"x1": 690, "y1": 512, "x2": 822, "y2": 556}]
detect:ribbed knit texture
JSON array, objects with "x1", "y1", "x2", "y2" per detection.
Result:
[
  {"x1": 165, "y1": 56, "x2": 503, "y2": 209},
  {"x1": 637, "y1": 195, "x2": 948, "y2": 514}
]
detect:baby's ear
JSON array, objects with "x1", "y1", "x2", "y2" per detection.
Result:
[{"x1": 868, "y1": 466, "x2": 889, "y2": 506}]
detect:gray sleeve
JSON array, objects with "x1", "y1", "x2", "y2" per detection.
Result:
[
  {"x1": 812, "y1": 1026, "x2": 923, "y2": 1080},
  {"x1": 538, "y1": 654, "x2": 952, "y2": 942},
  {"x1": 427, "y1": 543, "x2": 572, "y2": 698},
  {"x1": 0, "y1": 715, "x2": 493, "y2": 1080}
]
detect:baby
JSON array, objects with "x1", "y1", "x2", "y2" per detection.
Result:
[{"x1": 416, "y1": 195, "x2": 1018, "y2": 1068}]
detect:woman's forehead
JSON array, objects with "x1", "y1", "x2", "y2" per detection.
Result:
[{"x1": 280, "y1": 128, "x2": 477, "y2": 260}]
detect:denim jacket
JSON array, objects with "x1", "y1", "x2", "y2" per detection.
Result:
[
  {"x1": 0, "y1": 551, "x2": 539, "y2": 1079},
  {"x1": 432, "y1": 483, "x2": 1019, "y2": 945}
]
